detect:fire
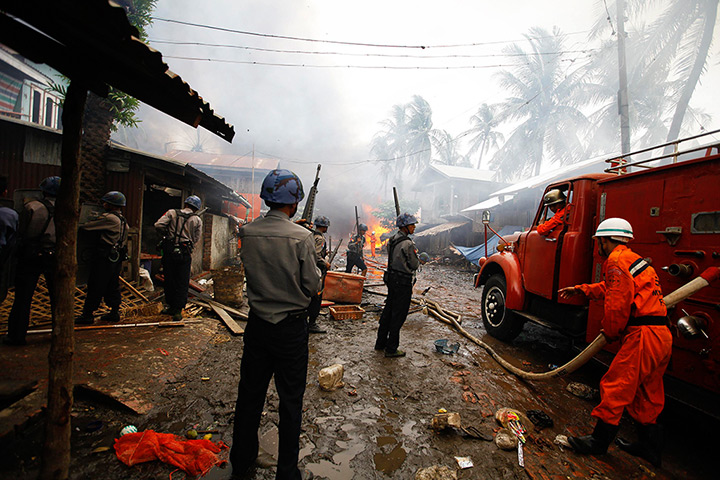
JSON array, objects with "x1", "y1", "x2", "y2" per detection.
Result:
[{"x1": 361, "y1": 204, "x2": 392, "y2": 251}]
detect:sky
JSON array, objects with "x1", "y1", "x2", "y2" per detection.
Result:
[{"x1": 113, "y1": 0, "x2": 720, "y2": 202}]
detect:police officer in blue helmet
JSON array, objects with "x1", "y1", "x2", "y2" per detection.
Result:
[
  {"x1": 375, "y1": 212, "x2": 425, "y2": 358},
  {"x1": 230, "y1": 169, "x2": 321, "y2": 479}
]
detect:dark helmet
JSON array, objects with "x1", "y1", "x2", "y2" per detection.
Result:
[
  {"x1": 184, "y1": 195, "x2": 202, "y2": 210},
  {"x1": 314, "y1": 215, "x2": 330, "y2": 227},
  {"x1": 396, "y1": 213, "x2": 418, "y2": 228},
  {"x1": 101, "y1": 191, "x2": 126, "y2": 207},
  {"x1": 357, "y1": 223, "x2": 368, "y2": 232},
  {"x1": 260, "y1": 169, "x2": 305, "y2": 204},
  {"x1": 40, "y1": 176, "x2": 61, "y2": 196},
  {"x1": 543, "y1": 189, "x2": 566, "y2": 206},
  {"x1": 419, "y1": 252, "x2": 431, "y2": 263}
]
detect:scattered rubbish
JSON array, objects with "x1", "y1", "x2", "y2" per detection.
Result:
[
  {"x1": 119, "y1": 425, "x2": 137, "y2": 437},
  {"x1": 495, "y1": 407, "x2": 531, "y2": 434},
  {"x1": 438, "y1": 408, "x2": 447, "y2": 413},
  {"x1": 454, "y1": 456, "x2": 473, "y2": 469},
  {"x1": 201, "y1": 377, "x2": 210, "y2": 381},
  {"x1": 85, "y1": 420, "x2": 103, "y2": 433},
  {"x1": 495, "y1": 428, "x2": 518, "y2": 450},
  {"x1": 186, "y1": 429, "x2": 199, "y2": 439},
  {"x1": 203, "y1": 433, "x2": 213, "y2": 440},
  {"x1": 553, "y1": 434, "x2": 571, "y2": 448},
  {"x1": 566, "y1": 382, "x2": 599, "y2": 400},
  {"x1": 329, "y1": 305, "x2": 365, "y2": 320},
  {"x1": 434, "y1": 339, "x2": 460, "y2": 355},
  {"x1": 157, "y1": 348, "x2": 169, "y2": 356},
  {"x1": 517, "y1": 441, "x2": 525, "y2": 467},
  {"x1": 431, "y1": 412, "x2": 462, "y2": 431},
  {"x1": 138, "y1": 267, "x2": 154, "y2": 292},
  {"x1": 526, "y1": 409, "x2": 554, "y2": 430},
  {"x1": 348, "y1": 388, "x2": 358, "y2": 396},
  {"x1": 548, "y1": 364, "x2": 558, "y2": 370},
  {"x1": 318, "y1": 364, "x2": 345, "y2": 391},
  {"x1": 460, "y1": 425, "x2": 494, "y2": 441},
  {"x1": 197, "y1": 429, "x2": 219, "y2": 434},
  {"x1": 414, "y1": 464, "x2": 457, "y2": 480},
  {"x1": 92, "y1": 446, "x2": 111, "y2": 453}
]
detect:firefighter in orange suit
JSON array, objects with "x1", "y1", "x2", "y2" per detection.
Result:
[
  {"x1": 537, "y1": 189, "x2": 568, "y2": 235},
  {"x1": 370, "y1": 231, "x2": 377, "y2": 257},
  {"x1": 559, "y1": 218, "x2": 671, "y2": 467}
]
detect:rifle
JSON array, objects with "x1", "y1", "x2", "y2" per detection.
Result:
[
  {"x1": 393, "y1": 186, "x2": 401, "y2": 216},
  {"x1": 301, "y1": 164, "x2": 321, "y2": 225},
  {"x1": 354, "y1": 205, "x2": 360, "y2": 234},
  {"x1": 328, "y1": 238, "x2": 343, "y2": 266}
]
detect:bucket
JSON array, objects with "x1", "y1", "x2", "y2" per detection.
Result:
[
  {"x1": 212, "y1": 265, "x2": 244, "y2": 307},
  {"x1": 322, "y1": 271, "x2": 365, "y2": 304}
]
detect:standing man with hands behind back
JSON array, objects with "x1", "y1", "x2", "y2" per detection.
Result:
[
  {"x1": 154, "y1": 195, "x2": 203, "y2": 321},
  {"x1": 230, "y1": 169, "x2": 321, "y2": 480}
]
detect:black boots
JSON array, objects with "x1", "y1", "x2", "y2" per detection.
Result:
[
  {"x1": 568, "y1": 420, "x2": 619, "y2": 455},
  {"x1": 616, "y1": 423, "x2": 663, "y2": 467},
  {"x1": 307, "y1": 320, "x2": 326, "y2": 334},
  {"x1": 100, "y1": 308, "x2": 121, "y2": 323}
]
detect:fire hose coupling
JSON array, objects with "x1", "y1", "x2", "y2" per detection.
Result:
[{"x1": 664, "y1": 263, "x2": 695, "y2": 277}]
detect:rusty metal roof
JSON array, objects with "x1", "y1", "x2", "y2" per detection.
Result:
[
  {"x1": 0, "y1": 0, "x2": 234, "y2": 142},
  {"x1": 165, "y1": 150, "x2": 279, "y2": 171}
]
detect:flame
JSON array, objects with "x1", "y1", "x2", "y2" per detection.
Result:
[{"x1": 361, "y1": 204, "x2": 391, "y2": 249}]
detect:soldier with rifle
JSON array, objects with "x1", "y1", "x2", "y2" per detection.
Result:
[
  {"x1": 345, "y1": 206, "x2": 368, "y2": 276},
  {"x1": 307, "y1": 215, "x2": 331, "y2": 334}
]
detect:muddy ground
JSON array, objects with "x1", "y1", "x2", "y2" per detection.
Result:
[{"x1": 1, "y1": 262, "x2": 716, "y2": 479}]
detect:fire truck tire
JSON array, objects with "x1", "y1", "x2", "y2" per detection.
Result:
[{"x1": 481, "y1": 274, "x2": 524, "y2": 341}]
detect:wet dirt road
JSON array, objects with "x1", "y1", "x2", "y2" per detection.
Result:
[{"x1": 2, "y1": 262, "x2": 715, "y2": 479}]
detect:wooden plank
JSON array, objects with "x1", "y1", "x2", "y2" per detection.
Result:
[
  {"x1": 209, "y1": 303, "x2": 245, "y2": 335},
  {"x1": 188, "y1": 296, "x2": 248, "y2": 319}
]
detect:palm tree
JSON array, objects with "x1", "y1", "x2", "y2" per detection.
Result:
[
  {"x1": 490, "y1": 27, "x2": 591, "y2": 180},
  {"x1": 430, "y1": 129, "x2": 464, "y2": 166},
  {"x1": 463, "y1": 103, "x2": 505, "y2": 169},
  {"x1": 404, "y1": 95, "x2": 435, "y2": 173}
]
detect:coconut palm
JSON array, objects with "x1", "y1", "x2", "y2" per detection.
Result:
[
  {"x1": 490, "y1": 27, "x2": 591, "y2": 180},
  {"x1": 463, "y1": 103, "x2": 505, "y2": 169},
  {"x1": 404, "y1": 95, "x2": 435, "y2": 173},
  {"x1": 430, "y1": 129, "x2": 464, "y2": 166}
]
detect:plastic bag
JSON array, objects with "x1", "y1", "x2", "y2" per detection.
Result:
[{"x1": 318, "y1": 364, "x2": 345, "y2": 391}]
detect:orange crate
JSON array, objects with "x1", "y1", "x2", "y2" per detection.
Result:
[{"x1": 329, "y1": 305, "x2": 365, "y2": 320}]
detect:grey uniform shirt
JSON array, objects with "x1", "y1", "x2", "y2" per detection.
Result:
[
  {"x1": 240, "y1": 209, "x2": 322, "y2": 324},
  {"x1": 21, "y1": 198, "x2": 56, "y2": 247},
  {"x1": 154, "y1": 207, "x2": 202, "y2": 245},
  {"x1": 80, "y1": 211, "x2": 127, "y2": 247},
  {"x1": 388, "y1": 231, "x2": 420, "y2": 276},
  {"x1": 313, "y1": 230, "x2": 328, "y2": 266}
]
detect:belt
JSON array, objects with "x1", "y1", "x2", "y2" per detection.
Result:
[{"x1": 626, "y1": 316, "x2": 669, "y2": 327}]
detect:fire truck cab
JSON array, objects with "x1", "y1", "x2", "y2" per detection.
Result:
[{"x1": 474, "y1": 142, "x2": 720, "y2": 400}]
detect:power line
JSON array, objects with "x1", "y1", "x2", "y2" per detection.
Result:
[{"x1": 152, "y1": 16, "x2": 590, "y2": 50}]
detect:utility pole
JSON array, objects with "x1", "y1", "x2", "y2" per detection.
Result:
[
  {"x1": 617, "y1": 0, "x2": 631, "y2": 157},
  {"x1": 251, "y1": 144, "x2": 255, "y2": 219}
]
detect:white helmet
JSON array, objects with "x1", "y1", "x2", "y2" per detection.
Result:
[{"x1": 594, "y1": 218, "x2": 633, "y2": 243}]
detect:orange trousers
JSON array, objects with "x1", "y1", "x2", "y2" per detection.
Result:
[{"x1": 592, "y1": 325, "x2": 672, "y2": 426}]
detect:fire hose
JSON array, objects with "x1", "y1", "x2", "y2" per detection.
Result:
[{"x1": 428, "y1": 266, "x2": 720, "y2": 380}]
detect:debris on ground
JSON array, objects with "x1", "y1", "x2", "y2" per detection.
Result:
[
  {"x1": 553, "y1": 434, "x2": 571, "y2": 449},
  {"x1": 454, "y1": 456, "x2": 473, "y2": 469},
  {"x1": 415, "y1": 464, "x2": 458, "y2": 480},
  {"x1": 526, "y1": 409, "x2": 554, "y2": 430},
  {"x1": 431, "y1": 412, "x2": 462, "y2": 431},
  {"x1": 495, "y1": 428, "x2": 518, "y2": 450},
  {"x1": 566, "y1": 381, "x2": 599, "y2": 400},
  {"x1": 318, "y1": 363, "x2": 345, "y2": 391}
]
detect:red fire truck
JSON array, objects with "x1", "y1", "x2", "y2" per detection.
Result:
[{"x1": 473, "y1": 135, "x2": 720, "y2": 412}]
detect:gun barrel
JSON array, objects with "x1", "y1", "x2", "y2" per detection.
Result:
[{"x1": 393, "y1": 187, "x2": 400, "y2": 216}]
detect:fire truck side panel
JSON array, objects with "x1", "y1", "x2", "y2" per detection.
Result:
[{"x1": 587, "y1": 154, "x2": 720, "y2": 394}]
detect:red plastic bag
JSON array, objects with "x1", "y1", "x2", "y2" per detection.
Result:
[{"x1": 114, "y1": 429, "x2": 228, "y2": 476}]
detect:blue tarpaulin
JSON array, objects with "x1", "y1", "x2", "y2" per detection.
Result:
[{"x1": 453, "y1": 226, "x2": 524, "y2": 265}]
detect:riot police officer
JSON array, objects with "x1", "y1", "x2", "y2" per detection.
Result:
[
  {"x1": 345, "y1": 223, "x2": 368, "y2": 276},
  {"x1": 307, "y1": 215, "x2": 331, "y2": 334}
]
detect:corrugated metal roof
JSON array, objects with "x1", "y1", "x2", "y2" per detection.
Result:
[
  {"x1": 0, "y1": 0, "x2": 234, "y2": 142},
  {"x1": 165, "y1": 150, "x2": 279, "y2": 171},
  {"x1": 429, "y1": 164, "x2": 497, "y2": 182},
  {"x1": 413, "y1": 221, "x2": 469, "y2": 237}
]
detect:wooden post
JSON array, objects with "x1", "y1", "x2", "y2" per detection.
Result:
[{"x1": 39, "y1": 80, "x2": 86, "y2": 480}]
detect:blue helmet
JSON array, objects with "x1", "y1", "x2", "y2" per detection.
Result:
[
  {"x1": 40, "y1": 176, "x2": 61, "y2": 196},
  {"x1": 260, "y1": 169, "x2": 305, "y2": 205},
  {"x1": 419, "y1": 252, "x2": 431, "y2": 263},
  {"x1": 184, "y1": 195, "x2": 202, "y2": 210},
  {"x1": 101, "y1": 191, "x2": 126, "y2": 207},
  {"x1": 314, "y1": 215, "x2": 330, "y2": 227},
  {"x1": 396, "y1": 213, "x2": 418, "y2": 228}
]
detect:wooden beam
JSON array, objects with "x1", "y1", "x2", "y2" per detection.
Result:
[{"x1": 209, "y1": 303, "x2": 244, "y2": 336}]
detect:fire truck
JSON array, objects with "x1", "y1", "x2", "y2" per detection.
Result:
[{"x1": 473, "y1": 134, "x2": 720, "y2": 412}]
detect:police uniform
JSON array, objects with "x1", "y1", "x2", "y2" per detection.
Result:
[
  {"x1": 307, "y1": 228, "x2": 328, "y2": 330},
  {"x1": 345, "y1": 232, "x2": 366, "y2": 274},
  {"x1": 78, "y1": 210, "x2": 128, "y2": 322},
  {"x1": 231, "y1": 209, "x2": 321, "y2": 479},
  {"x1": 154, "y1": 207, "x2": 202, "y2": 316},
  {"x1": 0, "y1": 205, "x2": 19, "y2": 303},
  {"x1": 375, "y1": 230, "x2": 419, "y2": 355},
  {"x1": 5, "y1": 196, "x2": 56, "y2": 344}
]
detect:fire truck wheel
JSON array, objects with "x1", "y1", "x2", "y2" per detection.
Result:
[{"x1": 481, "y1": 274, "x2": 524, "y2": 341}]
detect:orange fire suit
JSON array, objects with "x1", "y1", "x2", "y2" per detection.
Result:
[
  {"x1": 575, "y1": 244, "x2": 672, "y2": 426},
  {"x1": 537, "y1": 205, "x2": 568, "y2": 235},
  {"x1": 370, "y1": 235, "x2": 377, "y2": 257}
]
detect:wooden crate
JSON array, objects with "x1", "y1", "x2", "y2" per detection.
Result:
[{"x1": 329, "y1": 305, "x2": 365, "y2": 320}]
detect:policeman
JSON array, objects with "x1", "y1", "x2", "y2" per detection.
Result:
[
  {"x1": 307, "y1": 215, "x2": 331, "y2": 334},
  {"x1": 345, "y1": 223, "x2": 368, "y2": 276},
  {"x1": 559, "y1": 218, "x2": 671, "y2": 467},
  {"x1": 375, "y1": 213, "x2": 423, "y2": 358},
  {"x1": 154, "y1": 195, "x2": 203, "y2": 321},
  {"x1": 76, "y1": 191, "x2": 129, "y2": 325},
  {"x1": 537, "y1": 189, "x2": 567, "y2": 236},
  {"x1": 230, "y1": 169, "x2": 321, "y2": 479},
  {"x1": 3, "y1": 176, "x2": 60, "y2": 346},
  {"x1": 0, "y1": 174, "x2": 19, "y2": 303}
]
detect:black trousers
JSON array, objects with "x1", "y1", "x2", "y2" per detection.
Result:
[
  {"x1": 83, "y1": 249, "x2": 123, "y2": 314},
  {"x1": 161, "y1": 252, "x2": 192, "y2": 312},
  {"x1": 376, "y1": 277, "x2": 413, "y2": 353},
  {"x1": 7, "y1": 252, "x2": 56, "y2": 342},
  {"x1": 345, "y1": 252, "x2": 366, "y2": 274},
  {"x1": 231, "y1": 310, "x2": 309, "y2": 480}
]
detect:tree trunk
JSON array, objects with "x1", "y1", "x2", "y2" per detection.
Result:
[
  {"x1": 39, "y1": 81, "x2": 86, "y2": 480},
  {"x1": 476, "y1": 137, "x2": 487, "y2": 169},
  {"x1": 79, "y1": 92, "x2": 114, "y2": 205},
  {"x1": 665, "y1": 1, "x2": 718, "y2": 147}
]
